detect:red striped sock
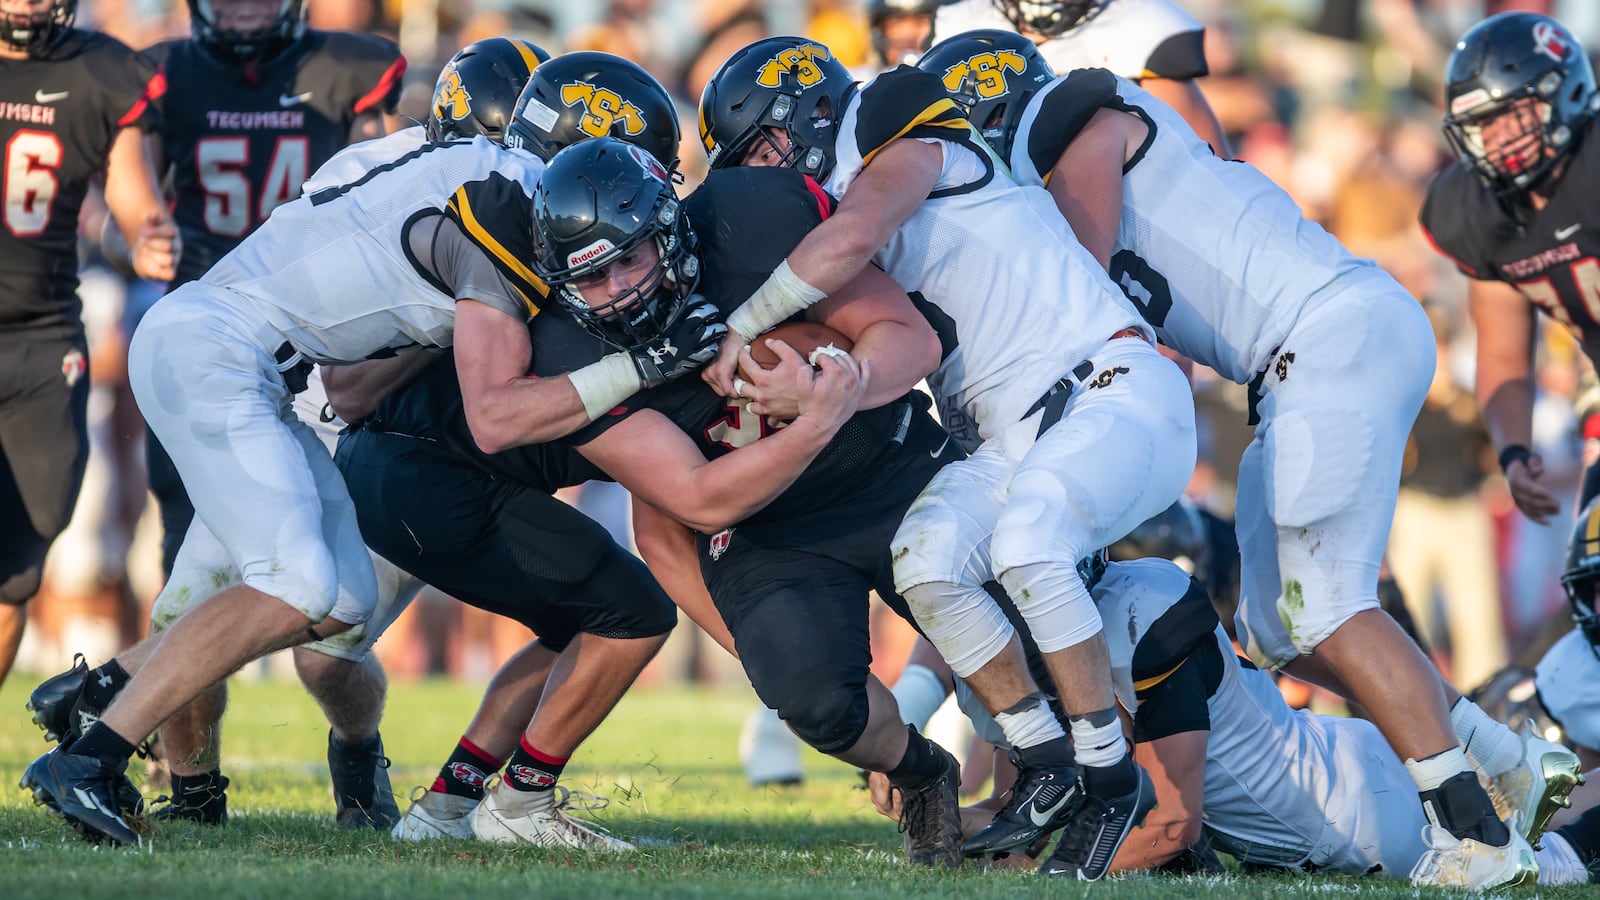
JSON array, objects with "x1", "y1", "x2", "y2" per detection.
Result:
[
  {"x1": 431, "y1": 736, "x2": 505, "y2": 799},
  {"x1": 503, "y1": 737, "x2": 569, "y2": 792}
]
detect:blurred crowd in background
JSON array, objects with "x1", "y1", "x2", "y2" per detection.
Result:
[{"x1": 23, "y1": 0, "x2": 1600, "y2": 706}]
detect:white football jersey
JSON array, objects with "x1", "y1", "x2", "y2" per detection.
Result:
[
  {"x1": 933, "y1": 0, "x2": 1204, "y2": 80},
  {"x1": 825, "y1": 68, "x2": 1144, "y2": 444},
  {"x1": 201, "y1": 135, "x2": 544, "y2": 364},
  {"x1": 1009, "y1": 71, "x2": 1396, "y2": 383},
  {"x1": 1098, "y1": 560, "x2": 1426, "y2": 875},
  {"x1": 301, "y1": 124, "x2": 427, "y2": 193}
]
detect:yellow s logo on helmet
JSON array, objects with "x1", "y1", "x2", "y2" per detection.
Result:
[
  {"x1": 940, "y1": 49, "x2": 1028, "y2": 100},
  {"x1": 560, "y1": 82, "x2": 647, "y2": 139},
  {"x1": 756, "y1": 43, "x2": 832, "y2": 89},
  {"x1": 434, "y1": 65, "x2": 471, "y2": 123}
]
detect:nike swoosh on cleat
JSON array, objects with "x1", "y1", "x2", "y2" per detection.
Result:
[{"x1": 1029, "y1": 790, "x2": 1069, "y2": 827}]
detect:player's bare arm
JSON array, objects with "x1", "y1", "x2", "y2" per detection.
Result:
[
  {"x1": 631, "y1": 498, "x2": 739, "y2": 656},
  {"x1": 103, "y1": 126, "x2": 180, "y2": 282},
  {"x1": 1139, "y1": 76, "x2": 1229, "y2": 159},
  {"x1": 1471, "y1": 278, "x2": 1560, "y2": 523},
  {"x1": 1111, "y1": 728, "x2": 1207, "y2": 871},
  {"x1": 578, "y1": 347, "x2": 870, "y2": 533},
  {"x1": 738, "y1": 265, "x2": 941, "y2": 419},
  {"x1": 707, "y1": 138, "x2": 943, "y2": 395},
  {"x1": 321, "y1": 352, "x2": 441, "y2": 423},
  {"x1": 1048, "y1": 107, "x2": 1149, "y2": 269},
  {"x1": 453, "y1": 299, "x2": 595, "y2": 453}
]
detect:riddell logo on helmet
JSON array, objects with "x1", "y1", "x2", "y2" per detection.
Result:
[
  {"x1": 1450, "y1": 87, "x2": 1492, "y2": 115},
  {"x1": 1533, "y1": 22, "x2": 1568, "y2": 63},
  {"x1": 569, "y1": 239, "x2": 616, "y2": 268}
]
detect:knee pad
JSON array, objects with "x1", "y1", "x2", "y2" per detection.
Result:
[
  {"x1": 766, "y1": 678, "x2": 870, "y2": 755},
  {"x1": 0, "y1": 561, "x2": 42, "y2": 606},
  {"x1": 903, "y1": 581, "x2": 1014, "y2": 679},
  {"x1": 997, "y1": 561, "x2": 1103, "y2": 655}
]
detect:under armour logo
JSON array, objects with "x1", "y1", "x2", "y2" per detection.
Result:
[
  {"x1": 1087, "y1": 366, "x2": 1129, "y2": 389},
  {"x1": 647, "y1": 341, "x2": 678, "y2": 364},
  {"x1": 96, "y1": 672, "x2": 113, "y2": 688},
  {"x1": 1275, "y1": 351, "x2": 1296, "y2": 382}
]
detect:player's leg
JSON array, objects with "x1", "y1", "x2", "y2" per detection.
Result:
[
  {"x1": 990, "y1": 337, "x2": 1195, "y2": 881},
  {"x1": 0, "y1": 334, "x2": 91, "y2": 689},
  {"x1": 26, "y1": 298, "x2": 378, "y2": 845},
  {"x1": 714, "y1": 543, "x2": 962, "y2": 867},
  {"x1": 144, "y1": 425, "x2": 193, "y2": 579}
]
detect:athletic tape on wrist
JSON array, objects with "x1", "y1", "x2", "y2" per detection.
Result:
[
  {"x1": 727, "y1": 259, "x2": 827, "y2": 339},
  {"x1": 568, "y1": 352, "x2": 642, "y2": 420}
]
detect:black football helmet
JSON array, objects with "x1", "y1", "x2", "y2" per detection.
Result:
[
  {"x1": 429, "y1": 38, "x2": 550, "y2": 143},
  {"x1": 992, "y1": 0, "x2": 1104, "y2": 39},
  {"x1": 505, "y1": 51, "x2": 680, "y2": 170},
  {"x1": 1561, "y1": 496, "x2": 1600, "y2": 660},
  {"x1": 530, "y1": 137, "x2": 700, "y2": 350},
  {"x1": 916, "y1": 29, "x2": 1053, "y2": 159},
  {"x1": 698, "y1": 36, "x2": 857, "y2": 179},
  {"x1": 2, "y1": 0, "x2": 74, "y2": 55},
  {"x1": 186, "y1": 0, "x2": 306, "y2": 65},
  {"x1": 1443, "y1": 12, "x2": 1600, "y2": 198},
  {"x1": 867, "y1": 0, "x2": 943, "y2": 67}
]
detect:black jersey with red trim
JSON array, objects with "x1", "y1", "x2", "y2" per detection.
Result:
[
  {"x1": 145, "y1": 31, "x2": 404, "y2": 287},
  {"x1": 0, "y1": 29, "x2": 160, "y2": 338},
  {"x1": 539, "y1": 167, "x2": 960, "y2": 557},
  {"x1": 1421, "y1": 118, "x2": 1600, "y2": 365}
]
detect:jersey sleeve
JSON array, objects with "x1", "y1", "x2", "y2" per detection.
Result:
[
  {"x1": 445, "y1": 172, "x2": 551, "y2": 311},
  {"x1": 685, "y1": 167, "x2": 834, "y2": 311},
  {"x1": 1128, "y1": 575, "x2": 1224, "y2": 684},
  {"x1": 1142, "y1": 28, "x2": 1209, "y2": 80},
  {"x1": 85, "y1": 34, "x2": 164, "y2": 132},
  {"x1": 407, "y1": 214, "x2": 532, "y2": 320},
  {"x1": 853, "y1": 66, "x2": 975, "y2": 167},
  {"x1": 1419, "y1": 164, "x2": 1494, "y2": 280},
  {"x1": 1021, "y1": 68, "x2": 1121, "y2": 185},
  {"x1": 1131, "y1": 640, "x2": 1219, "y2": 741},
  {"x1": 321, "y1": 31, "x2": 407, "y2": 116}
]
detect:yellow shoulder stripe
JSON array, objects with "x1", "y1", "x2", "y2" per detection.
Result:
[
  {"x1": 1132, "y1": 659, "x2": 1186, "y2": 692},
  {"x1": 1587, "y1": 498, "x2": 1600, "y2": 545},
  {"x1": 861, "y1": 97, "x2": 968, "y2": 167},
  {"x1": 449, "y1": 185, "x2": 548, "y2": 316}
]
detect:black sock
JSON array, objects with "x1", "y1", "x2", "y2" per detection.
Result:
[
  {"x1": 1553, "y1": 806, "x2": 1600, "y2": 880},
  {"x1": 432, "y1": 737, "x2": 503, "y2": 800},
  {"x1": 171, "y1": 769, "x2": 227, "y2": 802},
  {"x1": 1420, "y1": 770, "x2": 1510, "y2": 846},
  {"x1": 503, "y1": 737, "x2": 567, "y2": 792},
  {"x1": 887, "y1": 726, "x2": 945, "y2": 785},
  {"x1": 83, "y1": 660, "x2": 130, "y2": 708},
  {"x1": 67, "y1": 721, "x2": 137, "y2": 764},
  {"x1": 1080, "y1": 753, "x2": 1137, "y2": 797},
  {"x1": 1016, "y1": 736, "x2": 1074, "y2": 768}
]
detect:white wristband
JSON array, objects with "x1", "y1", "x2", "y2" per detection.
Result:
[
  {"x1": 726, "y1": 259, "x2": 827, "y2": 338},
  {"x1": 567, "y1": 352, "x2": 642, "y2": 421}
]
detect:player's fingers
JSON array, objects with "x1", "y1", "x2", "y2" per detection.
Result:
[
  {"x1": 1525, "y1": 454, "x2": 1547, "y2": 479},
  {"x1": 764, "y1": 338, "x2": 808, "y2": 369}
]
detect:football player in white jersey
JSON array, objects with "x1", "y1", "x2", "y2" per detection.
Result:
[
  {"x1": 19, "y1": 56, "x2": 726, "y2": 846},
  {"x1": 916, "y1": 29, "x2": 1580, "y2": 889},
  {"x1": 698, "y1": 36, "x2": 1197, "y2": 879},
  {"x1": 932, "y1": 0, "x2": 1227, "y2": 154}
]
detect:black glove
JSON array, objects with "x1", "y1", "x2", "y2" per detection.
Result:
[{"x1": 628, "y1": 297, "x2": 726, "y2": 387}]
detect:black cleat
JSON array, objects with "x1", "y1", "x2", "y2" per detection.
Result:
[
  {"x1": 20, "y1": 747, "x2": 142, "y2": 845},
  {"x1": 149, "y1": 773, "x2": 229, "y2": 825},
  {"x1": 329, "y1": 731, "x2": 400, "y2": 830},
  {"x1": 27, "y1": 655, "x2": 89, "y2": 743},
  {"x1": 894, "y1": 742, "x2": 964, "y2": 869},
  {"x1": 1038, "y1": 764, "x2": 1156, "y2": 881},
  {"x1": 961, "y1": 749, "x2": 1078, "y2": 858}
]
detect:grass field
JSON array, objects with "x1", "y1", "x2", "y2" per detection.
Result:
[{"x1": 0, "y1": 674, "x2": 1582, "y2": 898}]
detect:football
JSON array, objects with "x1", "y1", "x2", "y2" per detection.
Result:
[{"x1": 747, "y1": 321, "x2": 855, "y2": 369}]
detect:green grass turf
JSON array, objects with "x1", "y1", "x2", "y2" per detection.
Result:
[{"x1": 0, "y1": 674, "x2": 1583, "y2": 898}]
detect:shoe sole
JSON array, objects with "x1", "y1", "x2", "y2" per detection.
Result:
[
  {"x1": 25, "y1": 697, "x2": 65, "y2": 743},
  {"x1": 1525, "y1": 753, "x2": 1585, "y2": 848}
]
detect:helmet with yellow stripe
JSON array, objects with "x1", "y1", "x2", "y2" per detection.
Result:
[
  {"x1": 1562, "y1": 496, "x2": 1600, "y2": 657},
  {"x1": 429, "y1": 37, "x2": 552, "y2": 143}
]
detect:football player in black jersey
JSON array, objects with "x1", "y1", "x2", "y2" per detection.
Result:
[
  {"x1": 0, "y1": 0, "x2": 178, "y2": 690},
  {"x1": 519, "y1": 137, "x2": 969, "y2": 867},
  {"x1": 1421, "y1": 12, "x2": 1600, "y2": 526}
]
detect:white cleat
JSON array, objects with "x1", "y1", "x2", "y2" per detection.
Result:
[
  {"x1": 470, "y1": 779, "x2": 634, "y2": 852},
  {"x1": 738, "y1": 705, "x2": 803, "y2": 787},
  {"x1": 1486, "y1": 720, "x2": 1585, "y2": 848},
  {"x1": 1410, "y1": 812, "x2": 1539, "y2": 890},
  {"x1": 392, "y1": 786, "x2": 478, "y2": 841}
]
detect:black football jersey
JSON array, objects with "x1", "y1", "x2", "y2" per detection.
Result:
[
  {"x1": 145, "y1": 31, "x2": 404, "y2": 286},
  {"x1": 545, "y1": 168, "x2": 958, "y2": 556},
  {"x1": 1421, "y1": 118, "x2": 1600, "y2": 365},
  {"x1": 0, "y1": 29, "x2": 159, "y2": 338}
]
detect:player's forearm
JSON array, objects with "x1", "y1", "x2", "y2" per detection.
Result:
[
  {"x1": 465, "y1": 375, "x2": 597, "y2": 453},
  {"x1": 1476, "y1": 362, "x2": 1537, "y2": 450},
  {"x1": 322, "y1": 353, "x2": 438, "y2": 423},
  {"x1": 668, "y1": 416, "x2": 839, "y2": 533},
  {"x1": 848, "y1": 320, "x2": 939, "y2": 409},
  {"x1": 633, "y1": 500, "x2": 738, "y2": 657}
]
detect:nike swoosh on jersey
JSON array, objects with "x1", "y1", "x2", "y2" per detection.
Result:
[
  {"x1": 930, "y1": 435, "x2": 951, "y2": 458},
  {"x1": 34, "y1": 89, "x2": 70, "y2": 103},
  {"x1": 1556, "y1": 223, "x2": 1582, "y2": 240},
  {"x1": 279, "y1": 91, "x2": 314, "y2": 107}
]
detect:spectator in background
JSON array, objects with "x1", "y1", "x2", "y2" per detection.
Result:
[{"x1": 1389, "y1": 308, "x2": 1506, "y2": 690}]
